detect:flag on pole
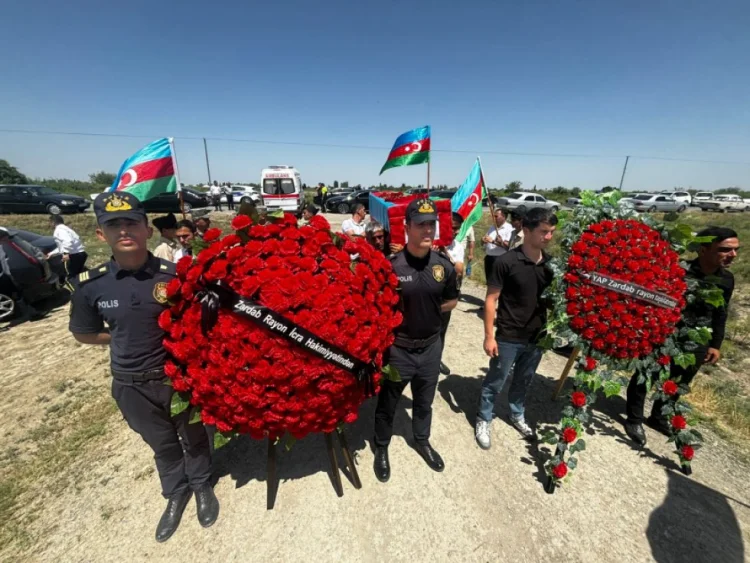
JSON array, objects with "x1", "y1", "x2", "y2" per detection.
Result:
[
  {"x1": 109, "y1": 138, "x2": 179, "y2": 201},
  {"x1": 380, "y1": 126, "x2": 431, "y2": 174},
  {"x1": 451, "y1": 158, "x2": 486, "y2": 242}
]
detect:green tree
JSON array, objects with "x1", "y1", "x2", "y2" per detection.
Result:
[
  {"x1": 505, "y1": 181, "x2": 522, "y2": 191},
  {"x1": 0, "y1": 159, "x2": 29, "y2": 184},
  {"x1": 341, "y1": 181, "x2": 349, "y2": 188},
  {"x1": 88, "y1": 170, "x2": 117, "y2": 187}
]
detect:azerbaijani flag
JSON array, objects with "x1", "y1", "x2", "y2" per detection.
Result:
[
  {"x1": 109, "y1": 137, "x2": 179, "y2": 201},
  {"x1": 451, "y1": 159, "x2": 486, "y2": 242},
  {"x1": 379, "y1": 126, "x2": 431, "y2": 174}
]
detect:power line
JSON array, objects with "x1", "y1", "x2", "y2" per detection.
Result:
[{"x1": 1, "y1": 127, "x2": 748, "y2": 166}]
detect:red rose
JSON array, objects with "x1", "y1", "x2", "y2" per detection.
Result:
[
  {"x1": 671, "y1": 415, "x2": 687, "y2": 430},
  {"x1": 583, "y1": 357, "x2": 597, "y2": 371},
  {"x1": 203, "y1": 228, "x2": 222, "y2": 242},
  {"x1": 571, "y1": 391, "x2": 587, "y2": 408},
  {"x1": 231, "y1": 215, "x2": 252, "y2": 230},
  {"x1": 662, "y1": 380, "x2": 678, "y2": 396},
  {"x1": 552, "y1": 462, "x2": 568, "y2": 479},
  {"x1": 680, "y1": 445, "x2": 695, "y2": 461},
  {"x1": 657, "y1": 355, "x2": 671, "y2": 366},
  {"x1": 562, "y1": 427, "x2": 577, "y2": 443}
]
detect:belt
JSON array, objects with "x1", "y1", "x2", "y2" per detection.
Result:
[
  {"x1": 393, "y1": 332, "x2": 440, "y2": 349},
  {"x1": 112, "y1": 368, "x2": 165, "y2": 383}
]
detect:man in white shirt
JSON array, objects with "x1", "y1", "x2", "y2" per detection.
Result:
[
  {"x1": 341, "y1": 204, "x2": 367, "y2": 238},
  {"x1": 49, "y1": 215, "x2": 87, "y2": 280},
  {"x1": 482, "y1": 208, "x2": 513, "y2": 280},
  {"x1": 209, "y1": 182, "x2": 222, "y2": 212}
]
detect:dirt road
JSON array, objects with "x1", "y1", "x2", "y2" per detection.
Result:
[{"x1": 1, "y1": 213, "x2": 748, "y2": 562}]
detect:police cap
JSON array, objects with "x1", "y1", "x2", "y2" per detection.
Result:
[
  {"x1": 405, "y1": 198, "x2": 438, "y2": 224},
  {"x1": 93, "y1": 192, "x2": 147, "y2": 224}
]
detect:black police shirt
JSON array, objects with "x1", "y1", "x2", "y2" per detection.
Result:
[
  {"x1": 69, "y1": 254, "x2": 176, "y2": 373},
  {"x1": 487, "y1": 246, "x2": 554, "y2": 343},
  {"x1": 391, "y1": 249, "x2": 458, "y2": 339}
]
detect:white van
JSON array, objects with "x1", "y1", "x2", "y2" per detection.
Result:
[{"x1": 260, "y1": 166, "x2": 304, "y2": 213}]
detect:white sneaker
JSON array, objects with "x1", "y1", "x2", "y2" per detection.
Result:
[
  {"x1": 511, "y1": 416, "x2": 538, "y2": 441},
  {"x1": 475, "y1": 419, "x2": 491, "y2": 450}
]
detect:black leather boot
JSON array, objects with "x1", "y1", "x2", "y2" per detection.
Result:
[
  {"x1": 624, "y1": 422, "x2": 647, "y2": 447},
  {"x1": 155, "y1": 490, "x2": 192, "y2": 543},
  {"x1": 195, "y1": 484, "x2": 220, "y2": 528},
  {"x1": 373, "y1": 446, "x2": 390, "y2": 483},
  {"x1": 415, "y1": 442, "x2": 445, "y2": 472}
]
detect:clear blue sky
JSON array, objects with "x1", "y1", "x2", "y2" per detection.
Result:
[{"x1": 1, "y1": 0, "x2": 748, "y2": 191}]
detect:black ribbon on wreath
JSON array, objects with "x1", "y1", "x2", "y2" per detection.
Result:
[{"x1": 197, "y1": 282, "x2": 377, "y2": 397}]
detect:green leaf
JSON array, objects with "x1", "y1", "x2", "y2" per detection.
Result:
[
  {"x1": 163, "y1": 378, "x2": 174, "y2": 387},
  {"x1": 673, "y1": 353, "x2": 696, "y2": 369},
  {"x1": 542, "y1": 431, "x2": 559, "y2": 445},
  {"x1": 567, "y1": 456, "x2": 578, "y2": 470},
  {"x1": 575, "y1": 439, "x2": 586, "y2": 452},
  {"x1": 188, "y1": 407, "x2": 202, "y2": 424},
  {"x1": 687, "y1": 327, "x2": 712, "y2": 346},
  {"x1": 267, "y1": 209, "x2": 285, "y2": 219},
  {"x1": 170, "y1": 392, "x2": 190, "y2": 417},
  {"x1": 381, "y1": 364, "x2": 401, "y2": 382},
  {"x1": 697, "y1": 287, "x2": 726, "y2": 308},
  {"x1": 213, "y1": 432, "x2": 232, "y2": 450},
  {"x1": 284, "y1": 433, "x2": 297, "y2": 452},
  {"x1": 603, "y1": 380, "x2": 621, "y2": 398}
]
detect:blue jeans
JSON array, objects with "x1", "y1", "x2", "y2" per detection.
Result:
[{"x1": 477, "y1": 340, "x2": 544, "y2": 423}]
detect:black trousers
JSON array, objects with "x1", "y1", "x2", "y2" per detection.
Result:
[
  {"x1": 64, "y1": 252, "x2": 88, "y2": 281},
  {"x1": 212, "y1": 196, "x2": 223, "y2": 211},
  {"x1": 626, "y1": 345, "x2": 707, "y2": 424},
  {"x1": 439, "y1": 311, "x2": 452, "y2": 357},
  {"x1": 112, "y1": 378, "x2": 212, "y2": 498},
  {"x1": 226, "y1": 194, "x2": 234, "y2": 211},
  {"x1": 484, "y1": 254, "x2": 499, "y2": 281},
  {"x1": 374, "y1": 339, "x2": 441, "y2": 447}
]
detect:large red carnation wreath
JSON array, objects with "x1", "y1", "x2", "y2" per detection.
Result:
[
  {"x1": 159, "y1": 213, "x2": 402, "y2": 442},
  {"x1": 563, "y1": 219, "x2": 687, "y2": 359}
]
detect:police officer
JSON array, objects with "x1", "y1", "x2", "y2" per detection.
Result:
[
  {"x1": 68, "y1": 192, "x2": 218, "y2": 542},
  {"x1": 373, "y1": 198, "x2": 459, "y2": 482}
]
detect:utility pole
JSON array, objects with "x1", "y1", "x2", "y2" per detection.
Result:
[
  {"x1": 618, "y1": 156, "x2": 630, "y2": 191},
  {"x1": 203, "y1": 138, "x2": 212, "y2": 185}
]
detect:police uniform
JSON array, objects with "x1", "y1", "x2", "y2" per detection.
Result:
[
  {"x1": 373, "y1": 199, "x2": 458, "y2": 479},
  {"x1": 68, "y1": 192, "x2": 216, "y2": 543}
]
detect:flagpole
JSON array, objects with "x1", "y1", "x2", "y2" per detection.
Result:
[
  {"x1": 477, "y1": 156, "x2": 500, "y2": 231},
  {"x1": 168, "y1": 137, "x2": 186, "y2": 219},
  {"x1": 427, "y1": 158, "x2": 431, "y2": 193}
]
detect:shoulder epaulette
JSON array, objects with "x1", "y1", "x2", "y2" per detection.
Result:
[
  {"x1": 76, "y1": 264, "x2": 109, "y2": 285},
  {"x1": 158, "y1": 259, "x2": 177, "y2": 276}
]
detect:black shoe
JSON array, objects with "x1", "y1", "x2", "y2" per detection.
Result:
[
  {"x1": 155, "y1": 490, "x2": 192, "y2": 543},
  {"x1": 415, "y1": 442, "x2": 445, "y2": 472},
  {"x1": 373, "y1": 446, "x2": 390, "y2": 483},
  {"x1": 439, "y1": 362, "x2": 450, "y2": 376},
  {"x1": 624, "y1": 422, "x2": 647, "y2": 447},
  {"x1": 195, "y1": 484, "x2": 219, "y2": 528},
  {"x1": 646, "y1": 415, "x2": 671, "y2": 436}
]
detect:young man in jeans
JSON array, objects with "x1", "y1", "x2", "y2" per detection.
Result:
[{"x1": 475, "y1": 208, "x2": 557, "y2": 448}]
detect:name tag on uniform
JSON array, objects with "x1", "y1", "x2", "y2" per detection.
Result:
[
  {"x1": 98, "y1": 300, "x2": 119, "y2": 309},
  {"x1": 398, "y1": 275, "x2": 413, "y2": 282}
]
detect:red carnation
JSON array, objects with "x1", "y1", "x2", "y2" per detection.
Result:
[
  {"x1": 583, "y1": 357, "x2": 597, "y2": 372},
  {"x1": 680, "y1": 445, "x2": 695, "y2": 461},
  {"x1": 671, "y1": 415, "x2": 687, "y2": 430},
  {"x1": 662, "y1": 380, "x2": 678, "y2": 396},
  {"x1": 552, "y1": 462, "x2": 568, "y2": 479},
  {"x1": 231, "y1": 215, "x2": 252, "y2": 230},
  {"x1": 562, "y1": 427, "x2": 577, "y2": 444},
  {"x1": 657, "y1": 355, "x2": 671, "y2": 366},
  {"x1": 203, "y1": 228, "x2": 222, "y2": 242},
  {"x1": 571, "y1": 391, "x2": 587, "y2": 408}
]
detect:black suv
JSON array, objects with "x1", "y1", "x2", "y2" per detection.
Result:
[{"x1": 0, "y1": 185, "x2": 90, "y2": 215}]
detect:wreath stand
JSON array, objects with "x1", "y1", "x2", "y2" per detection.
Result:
[
  {"x1": 265, "y1": 429, "x2": 362, "y2": 510},
  {"x1": 551, "y1": 347, "x2": 581, "y2": 400}
]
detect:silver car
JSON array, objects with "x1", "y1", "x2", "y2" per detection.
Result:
[
  {"x1": 630, "y1": 194, "x2": 687, "y2": 213},
  {"x1": 495, "y1": 191, "x2": 561, "y2": 212}
]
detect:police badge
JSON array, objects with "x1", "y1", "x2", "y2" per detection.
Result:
[{"x1": 432, "y1": 264, "x2": 445, "y2": 282}]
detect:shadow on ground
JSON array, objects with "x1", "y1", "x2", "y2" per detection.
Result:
[{"x1": 648, "y1": 470, "x2": 745, "y2": 562}]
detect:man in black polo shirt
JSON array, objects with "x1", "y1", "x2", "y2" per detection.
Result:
[
  {"x1": 475, "y1": 207, "x2": 557, "y2": 449},
  {"x1": 373, "y1": 198, "x2": 459, "y2": 482},
  {"x1": 624, "y1": 226, "x2": 739, "y2": 445},
  {"x1": 68, "y1": 192, "x2": 218, "y2": 542}
]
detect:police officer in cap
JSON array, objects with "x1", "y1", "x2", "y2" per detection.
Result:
[
  {"x1": 68, "y1": 192, "x2": 218, "y2": 542},
  {"x1": 373, "y1": 198, "x2": 459, "y2": 482}
]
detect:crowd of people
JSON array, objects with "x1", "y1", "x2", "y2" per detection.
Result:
[{"x1": 39, "y1": 189, "x2": 738, "y2": 543}]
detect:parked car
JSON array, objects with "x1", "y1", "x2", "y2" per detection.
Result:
[
  {"x1": 630, "y1": 194, "x2": 686, "y2": 213},
  {"x1": 0, "y1": 185, "x2": 90, "y2": 215},
  {"x1": 659, "y1": 191, "x2": 692, "y2": 206},
  {"x1": 325, "y1": 190, "x2": 372, "y2": 214},
  {"x1": 697, "y1": 194, "x2": 749, "y2": 213},
  {"x1": 0, "y1": 227, "x2": 61, "y2": 320},
  {"x1": 494, "y1": 192, "x2": 561, "y2": 212},
  {"x1": 219, "y1": 186, "x2": 261, "y2": 205},
  {"x1": 692, "y1": 191, "x2": 713, "y2": 205},
  {"x1": 430, "y1": 189, "x2": 457, "y2": 200},
  {"x1": 141, "y1": 188, "x2": 211, "y2": 213}
]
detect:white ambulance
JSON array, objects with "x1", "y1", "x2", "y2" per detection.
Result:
[{"x1": 260, "y1": 165, "x2": 304, "y2": 213}]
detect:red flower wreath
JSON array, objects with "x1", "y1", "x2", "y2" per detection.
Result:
[
  {"x1": 564, "y1": 219, "x2": 687, "y2": 359},
  {"x1": 159, "y1": 213, "x2": 403, "y2": 440}
]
